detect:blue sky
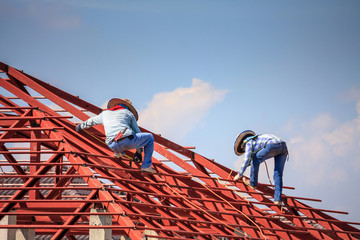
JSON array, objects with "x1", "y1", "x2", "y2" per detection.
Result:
[{"x1": 1, "y1": 0, "x2": 360, "y2": 223}]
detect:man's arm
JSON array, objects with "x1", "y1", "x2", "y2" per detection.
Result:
[
  {"x1": 128, "y1": 112, "x2": 143, "y2": 162},
  {"x1": 129, "y1": 113, "x2": 141, "y2": 133},
  {"x1": 237, "y1": 142, "x2": 252, "y2": 176},
  {"x1": 76, "y1": 114, "x2": 103, "y2": 132}
]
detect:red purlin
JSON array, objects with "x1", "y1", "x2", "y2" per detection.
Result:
[{"x1": 0, "y1": 61, "x2": 358, "y2": 240}]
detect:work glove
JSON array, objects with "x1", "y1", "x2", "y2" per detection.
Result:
[
  {"x1": 133, "y1": 149, "x2": 143, "y2": 163},
  {"x1": 114, "y1": 151, "x2": 124, "y2": 159},
  {"x1": 75, "y1": 124, "x2": 83, "y2": 132}
]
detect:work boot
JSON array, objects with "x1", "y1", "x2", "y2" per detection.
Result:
[
  {"x1": 274, "y1": 201, "x2": 282, "y2": 205},
  {"x1": 242, "y1": 177, "x2": 256, "y2": 190},
  {"x1": 234, "y1": 174, "x2": 241, "y2": 181},
  {"x1": 141, "y1": 167, "x2": 156, "y2": 173}
]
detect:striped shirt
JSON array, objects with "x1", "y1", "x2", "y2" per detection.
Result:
[{"x1": 238, "y1": 134, "x2": 283, "y2": 176}]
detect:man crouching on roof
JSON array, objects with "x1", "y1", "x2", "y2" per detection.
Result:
[
  {"x1": 233, "y1": 130, "x2": 288, "y2": 205},
  {"x1": 75, "y1": 98, "x2": 155, "y2": 173}
]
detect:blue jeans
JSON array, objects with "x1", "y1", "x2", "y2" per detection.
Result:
[
  {"x1": 108, "y1": 133, "x2": 154, "y2": 168},
  {"x1": 250, "y1": 142, "x2": 288, "y2": 201}
]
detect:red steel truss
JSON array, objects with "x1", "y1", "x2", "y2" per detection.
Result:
[{"x1": 0, "y1": 61, "x2": 359, "y2": 240}]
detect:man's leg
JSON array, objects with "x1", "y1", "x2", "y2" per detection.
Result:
[
  {"x1": 250, "y1": 143, "x2": 276, "y2": 187},
  {"x1": 108, "y1": 133, "x2": 154, "y2": 168},
  {"x1": 123, "y1": 133, "x2": 154, "y2": 168},
  {"x1": 273, "y1": 143, "x2": 288, "y2": 202},
  {"x1": 253, "y1": 142, "x2": 284, "y2": 190},
  {"x1": 256, "y1": 142, "x2": 281, "y2": 160},
  {"x1": 249, "y1": 157, "x2": 261, "y2": 188},
  {"x1": 136, "y1": 133, "x2": 154, "y2": 168}
]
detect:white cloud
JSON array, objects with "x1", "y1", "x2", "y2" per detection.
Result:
[
  {"x1": 138, "y1": 78, "x2": 228, "y2": 140},
  {"x1": 287, "y1": 100, "x2": 360, "y2": 186},
  {"x1": 307, "y1": 113, "x2": 337, "y2": 133},
  {"x1": 338, "y1": 86, "x2": 360, "y2": 102}
]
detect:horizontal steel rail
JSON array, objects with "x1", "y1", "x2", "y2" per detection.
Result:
[{"x1": 0, "y1": 61, "x2": 358, "y2": 240}]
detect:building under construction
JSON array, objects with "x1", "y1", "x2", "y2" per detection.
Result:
[{"x1": 0, "y1": 61, "x2": 359, "y2": 239}]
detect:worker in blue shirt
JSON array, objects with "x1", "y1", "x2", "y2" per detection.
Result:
[
  {"x1": 234, "y1": 130, "x2": 288, "y2": 205},
  {"x1": 76, "y1": 98, "x2": 155, "y2": 173}
]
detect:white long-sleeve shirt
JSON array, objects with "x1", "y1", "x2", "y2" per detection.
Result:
[{"x1": 78, "y1": 108, "x2": 140, "y2": 144}]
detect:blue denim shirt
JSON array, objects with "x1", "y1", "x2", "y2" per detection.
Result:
[
  {"x1": 238, "y1": 134, "x2": 283, "y2": 176},
  {"x1": 78, "y1": 108, "x2": 141, "y2": 145}
]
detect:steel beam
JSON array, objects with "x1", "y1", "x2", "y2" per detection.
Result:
[{"x1": 0, "y1": 62, "x2": 359, "y2": 240}]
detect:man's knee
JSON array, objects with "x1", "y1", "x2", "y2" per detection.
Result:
[{"x1": 147, "y1": 133, "x2": 154, "y2": 142}]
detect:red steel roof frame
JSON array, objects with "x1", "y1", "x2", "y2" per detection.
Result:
[{"x1": 0, "y1": 61, "x2": 358, "y2": 239}]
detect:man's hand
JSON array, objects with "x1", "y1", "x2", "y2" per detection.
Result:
[
  {"x1": 114, "y1": 152, "x2": 124, "y2": 158},
  {"x1": 75, "y1": 124, "x2": 82, "y2": 132},
  {"x1": 133, "y1": 151, "x2": 142, "y2": 163}
]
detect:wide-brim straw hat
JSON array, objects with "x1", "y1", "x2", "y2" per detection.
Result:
[
  {"x1": 234, "y1": 130, "x2": 256, "y2": 156},
  {"x1": 107, "y1": 98, "x2": 139, "y2": 121}
]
